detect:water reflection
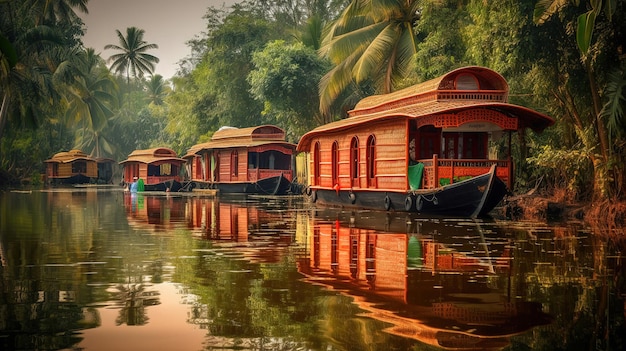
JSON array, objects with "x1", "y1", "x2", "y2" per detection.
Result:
[
  {"x1": 125, "y1": 192, "x2": 186, "y2": 231},
  {"x1": 0, "y1": 190, "x2": 624, "y2": 351},
  {"x1": 184, "y1": 196, "x2": 296, "y2": 263},
  {"x1": 300, "y1": 210, "x2": 553, "y2": 350}
]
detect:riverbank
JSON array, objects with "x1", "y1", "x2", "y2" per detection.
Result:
[{"x1": 504, "y1": 193, "x2": 626, "y2": 238}]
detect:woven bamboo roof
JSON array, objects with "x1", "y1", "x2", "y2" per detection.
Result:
[
  {"x1": 44, "y1": 149, "x2": 96, "y2": 164},
  {"x1": 297, "y1": 66, "x2": 553, "y2": 151},
  {"x1": 119, "y1": 147, "x2": 186, "y2": 165},
  {"x1": 184, "y1": 125, "x2": 295, "y2": 158}
]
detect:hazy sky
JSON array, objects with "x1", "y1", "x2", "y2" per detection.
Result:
[{"x1": 81, "y1": 0, "x2": 237, "y2": 79}]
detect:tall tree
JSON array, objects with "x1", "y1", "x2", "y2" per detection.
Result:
[
  {"x1": 0, "y1": 0, "x2": 86, "y2": 182},
  {"x1": 248, "y1": 40, "x2": 328, "y2": 139},
  {"x1": 58, "y1": 48, "x2": 117, "y2": 158},
  {"x1": 23, "y1": 0, "x2": 89, "y2": 26},
  {"x1": 145, "y1": 74, "x2": 169, "y2": 106},
  {"x1": 60, "y1": 48, "x2": 116, "y2": 131},
  {"x1": 534, "y1": 0, "x2": 625, "y2": 200},
  {"x1": 0, "y1": 0, "x2": 88, "y2": 140},
  {"x1": 318, "y1": 0, "x2": 421, "y2": 116},
  {"x1": 105, "y1": 27, "x2": 159, "y2": 84}
]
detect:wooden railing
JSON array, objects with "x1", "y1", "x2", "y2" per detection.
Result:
[{"x1": 418, "y1": 155, "x2": 511, "y2": 189}]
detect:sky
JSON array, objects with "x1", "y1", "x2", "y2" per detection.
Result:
[{"x1": 80, "y1": 0, "x2": 237, "y2": 79}]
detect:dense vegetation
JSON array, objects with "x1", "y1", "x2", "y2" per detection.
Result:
[{"x1": 1, "y1": 1, "x2": 625, "y2": 213}]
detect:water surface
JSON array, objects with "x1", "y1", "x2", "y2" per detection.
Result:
[{"x1": 0, "y1": 189, "x2": 624, "y2": 350}]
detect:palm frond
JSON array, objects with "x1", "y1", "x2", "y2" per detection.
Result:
[{"x1": 602, "y1": 69, "x2": 626, "y2": 137}]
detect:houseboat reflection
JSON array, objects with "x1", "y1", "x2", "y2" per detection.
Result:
[
  {"x1": 300, "y1": 210, "x2": 552, "y2": 350},
  {"x1": 124, "y1": 193, "x2": 187, "y2": 231},
  {"x1": 184, "y1": 197, "x2": 295, "y2": 263}
]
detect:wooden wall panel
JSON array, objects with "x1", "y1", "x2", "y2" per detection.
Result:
[
  {"x1": 238, "y1": 151, "x2": 248, "y2": 182},
  {"x1": 86, "y1": 162, "x2": 98, "y2": 178},
  {"x1": 307, "y1": 118, "x2": 409, "y2": 191}
]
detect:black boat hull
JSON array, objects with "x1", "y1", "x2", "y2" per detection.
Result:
[
  {"x1": 143, "y1": 179, "x2": 183, "y2": 192},
  {"x1": 308, "y1": 166, "x2": 507, "y2": 218},
  {"x1": 192, "y1": 174, "x2": 293, "y2": 195},
  {"x1": 49, "y1": 174, "x2": 95, "y2": 185}
]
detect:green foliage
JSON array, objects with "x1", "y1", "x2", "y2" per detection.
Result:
[
  {"x1": 2, "y1": 0, "x2": 625, "y2": 201},
  {"x1": 248, "y1": 40, "x2": 329, "y2": 139},
  {"x1": 414, "y1": 1, "x2": 466, "y2": 81},
  {"x1": 105, "y1": 27, "x2": 159, "y2": 81},
  {"x1": 527, "y1": 144, "x2": 594, "y2": 199},
  {"x1": 462, "y1": 0, "x2": 529, "y2": 77},
  {"x1": 319, "y1": 0, "x2": 421, "y2": 116},
  {"x1": 603, "y1": 68, "x2": 626, "y2": 138},
  {"x1": 145, "y1": 74, "x2": 170, "y2": 106}
]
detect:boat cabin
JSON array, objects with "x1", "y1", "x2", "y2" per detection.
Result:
[
  {"x1": 119, "y1": 147, "x2": 185, "y2": 186},
  {"x1": 297, "y1": 66, "x2": 554, "y2": 195},
  {"x1": 184, "y1": 125, "x2": 296, "y2": 186},
  {"x1": 44, "y1": 149, "x2": 98, "y2": 185}
]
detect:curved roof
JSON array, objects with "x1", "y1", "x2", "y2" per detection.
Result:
[
  {"x1": 119, "y1": 147, "x2": 185, "y2": 165},
  {"x1": 184, "y1": 125, "x2": 295, "y2": 158},
  {"x1": 44, "y1": 149, "x2": 95, "y2": 163},
  {"x1": 351, "y1": 66, "x2": 509, "y2": 115},
  {"x1": 212, "y1": 125, "x2": 285, "y2": 141},
  {"x1": 297, "y1": 66, "x2": 553, "y2": 151}
]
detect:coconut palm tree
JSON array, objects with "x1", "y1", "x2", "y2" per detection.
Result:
[
  {"x1": 22, "y1": 0, "x2": 89, "y2": 26},
  {"x1": 0, "y1": 0, "x2": 87, "y2": 140},
  {"x1": 105, "y1": 27, "x2": 159, "y2": 84},
  {"x1": 318, "y1": 0, "x2": 421, "y2": 116},
  {"x1": 145, "y1": 74, "x2": 169, "y2": 106},
  {"x1": 61, "y1": 48, "x2": 116, "y2": 131},
  {"x1": 0, "y1": 25, "x2": 63, "y2": 140}
]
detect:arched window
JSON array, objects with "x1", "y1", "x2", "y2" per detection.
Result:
[
  {"x1": 366, "y1": 135, "x2": 376, "y2": 187},
  {"x1": 350, "y1": 137, "x2": 359, "y2": 187},
  {"x1": 331, "y1": 141, "x2": 339, "y2": 186},
  {"x1": 313, "y1": 142, "x2": 321, "y2": 186},
  {"x1": 455, "y1": 73, "x2": 479, "y2": 90},
  {"x1": 231, "y1": 151, "x2": 238, "y2": 177}
]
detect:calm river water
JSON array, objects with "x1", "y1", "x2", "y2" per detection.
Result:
[{"x1": 0, "y1": 189, "x2": 624, "y2": 351}]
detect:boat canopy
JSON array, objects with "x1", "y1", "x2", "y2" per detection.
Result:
[
  {"x1": 297, "y1": 66, "x2": 554, "y2": 151},
  {"x1": 119, "y1": 147, "x2": 185, "y2": 165},
  {"x1": 44, "y1": 149, "x2": 95, "y2": 164},
  {"x1": 184, "y1": 125, "x2": 295, "y2": 158}
]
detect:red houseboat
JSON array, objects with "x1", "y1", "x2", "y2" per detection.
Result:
[
  {"x1": 296, "y1": 66, "x2": 554, "y2": 217},
  {"x1": 119, "y1": 147, "x2": 186, "y2": 191},
  {"x1": 183, "y1": 125, "x2": 296, "y2": 195}
]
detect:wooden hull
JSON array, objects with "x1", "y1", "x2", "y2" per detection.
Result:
[
  {"x1": 309, "y1": 166, "x2": 507, "y2": 218},
  {"x1": 192, "y1": 174, "x2": 293, "y2": 195}
]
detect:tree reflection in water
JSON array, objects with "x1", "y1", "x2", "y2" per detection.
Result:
[
  {"x1": 111, "y1": 283, "x2": 160, "y2": 326},
  {"x1": 1, "y1": 191, "x2": 625, "y2": 351}
]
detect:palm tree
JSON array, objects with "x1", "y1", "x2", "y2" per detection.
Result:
[
  {"x1": 0, "y1": 0, "x2": 88, "y2": 140},
  {"x1": 318, "y1": 0, "x2": 421, "y2": 116},
  {"x1": 0, "y1": 25, "x2": 62, "y2": 140},
  {"x1": 22, "y1": 0, "x2": 89, "y2": 26},
  {"x1": 105, "y1": 27, "x2": 159, "y2": 84},
  {"x1": 60, "y1": 48, "x2": 117, "y2": 139},
  {"x1": 145, "y1": 74, "x2": 169, "y2": 106}
]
